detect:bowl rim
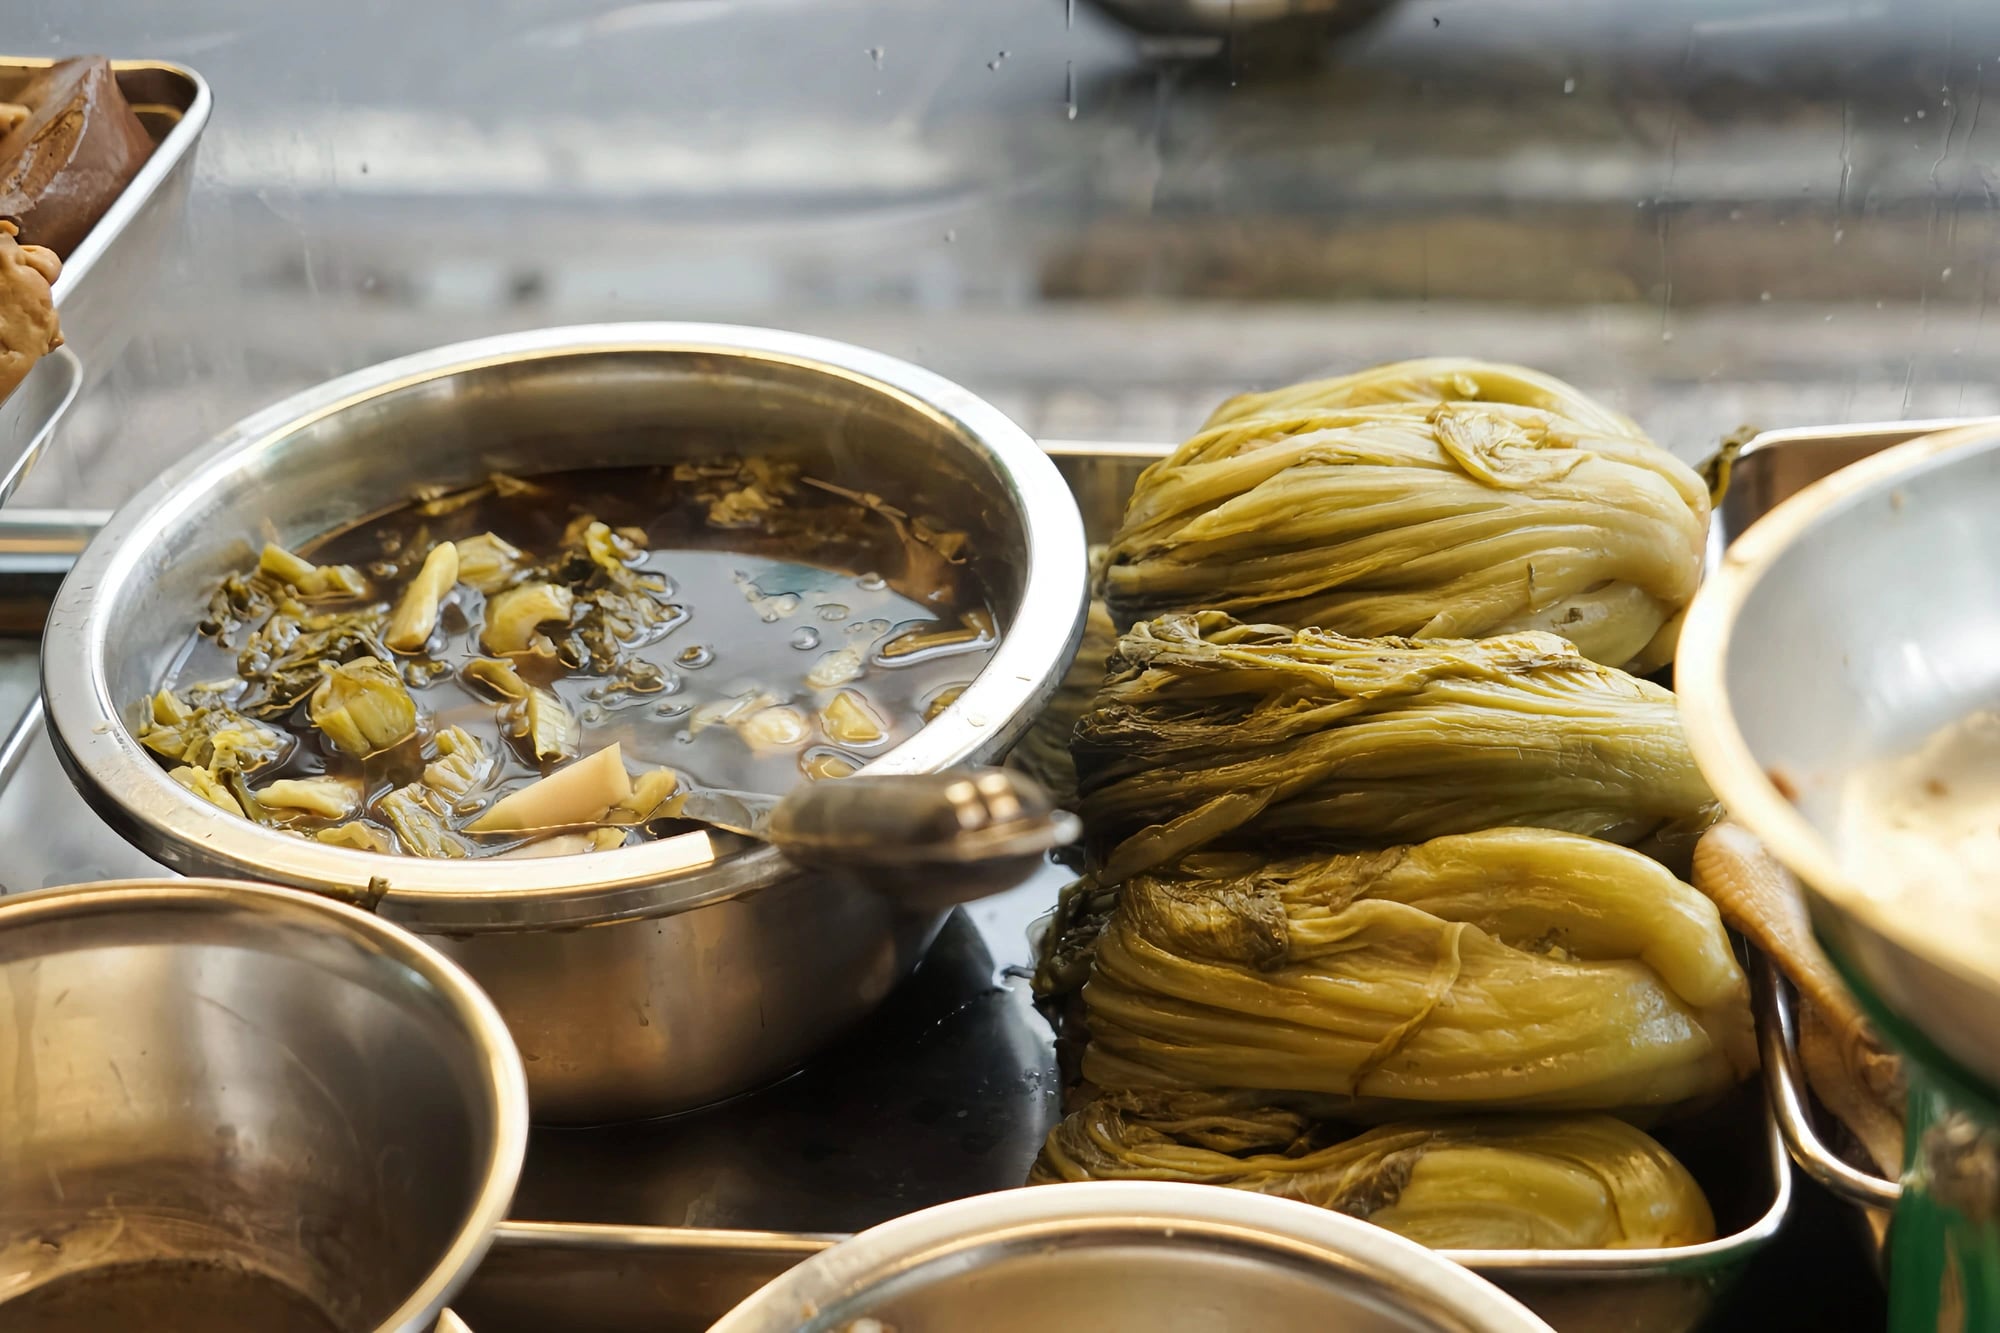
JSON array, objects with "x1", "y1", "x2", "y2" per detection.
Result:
[
  {"x1": 1677, "y1": 419, "x2": 2000, "y2": 1015},
  {"x1": 42, "y1": 323, "x2": 1089, "y2": 931},
  {"x1": 0, "y1": 876, "x2": 530, "y2": 1333},
  {"x1": 705, "y1": 1179, "x2": 1554, "y2": 1332}
]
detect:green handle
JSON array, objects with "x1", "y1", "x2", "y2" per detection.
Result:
[{"x1": 1891, "y1": 1073, "x2": 2000, "y2": 1331}]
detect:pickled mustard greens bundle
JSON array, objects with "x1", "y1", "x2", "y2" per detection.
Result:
[
  {"x1": 137, "y1": 464, "x2": 998, "y2": 859},
  {"x1": 1080, "y1": 828, "x2": 1755, "y2": 1114},
  {"x1": 1102, "y1": 358, "x2": 1708, "y2": 673},
  {"x1": 1032, "y1": 1091, "x2": 1716, "y2": 1249},
  {"x1": 1074, "y1": 614, "x2": 1717, "y2": 882}
]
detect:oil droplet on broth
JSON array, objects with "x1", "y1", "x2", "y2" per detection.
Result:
[
  {"x1": 857, "y1": 572, "x2": 886, "y2": 591},
  {"x1": 790, "y1": 627, "x2": 821, "y2": 650},
  {"x1": 678, "y1": 644, "x2": 715, "y2": 669},
  {"x1": 816, "y1": 602, "x2": 850, "y2": 622}
]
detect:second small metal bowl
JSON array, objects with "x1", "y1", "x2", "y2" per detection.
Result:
[{"x1": 0, "y1": 878, "x2": 526, "y2": 1333}]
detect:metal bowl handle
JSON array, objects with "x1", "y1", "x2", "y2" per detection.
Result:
[
  {"x1": 1749, "y1": 947, "x2": 1902, "y2": 1209},
  {"x1": 767, "y1": 767, "x2": 1082, "y2": 911}
]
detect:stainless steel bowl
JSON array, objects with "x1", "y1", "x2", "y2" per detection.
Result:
[
  {"x1": 0, "y1": 878, "x2": 527, "y2": 1333},
  {"x1": 708, "y1": 1181, "x2": 1554, "y2": 1333},
  {"x1": 43, "y1": 323, "x2": 1090, "y2": 1122},
  {"x1": 1678, "y1": 422, "x2": 2000, "y2": 1092}
]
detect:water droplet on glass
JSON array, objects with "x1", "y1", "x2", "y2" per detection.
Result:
[
  {"x1": 678, "y1": 644, "x2": 714, "y2": 669},
  {"x1": 857, "y1": 572, "x2": 886, "y2": 591},
  {"x1": 867, "y1": 45, "x2": 885, "y2": 69},
  {"x1": 1562, "y1": 77, "x2": 1576, "y2": 94},
  {"x1": 791, "y1": 627, "x2": 821, "y2": 650},
  {"x1": 1065, "y1": 61, "x2": 1077, "y2": 119},
  {"x1": 943, "y1": 228, "x2": 957, "y2": 244},
  {"x1": 1759, "y1": 290, "x2": 1773, "y2": 302},
  {"x1": 987, "y1": 50, "x2": 1009, "y2": 71},
  {"x1": 816, "y1": 602, "x2": 850, "y2": 622}
]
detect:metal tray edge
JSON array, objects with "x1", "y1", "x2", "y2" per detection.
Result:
[{"x1": 5, "y1": 56, "x2": 215, "y2": 309}]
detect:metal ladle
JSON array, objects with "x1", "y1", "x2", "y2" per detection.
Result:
[{"x1": 665, "y1": 767, "x2": 1081, "y2": 912}]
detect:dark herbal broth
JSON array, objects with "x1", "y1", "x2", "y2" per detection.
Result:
[
  {"x1": 0, "y1": 1261, "x2": 346, "y2": 1333},
  {"x1": 146, "y1": 463, "x2": 998, "y2": 859}
]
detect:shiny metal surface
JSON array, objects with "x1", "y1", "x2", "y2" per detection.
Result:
[
  {"x1": 459, "y1": 1225, "x2": 837, "y2": 1333},
  {"x1": 1696, "y1": 417, "x2": 1973, "y2": 1261},
  {"x1": 758, "y1": 766, "x2": 1082, "y2": 910},
  {"x1": 0, "y1": 878, "x2": 527, "y2": 1333},
  {"x1": 42, "y1": 323, "x2": 1089, "y2": 1121},
  {"x1": 1679, "y1": 422, "x2": 2000, "y2": 1094},
  {"x1": 1751, "y1": 951, "x2": 1900, "y2": 1213},
  {"x1": 0, "y1": 347, "x2": 80, "y2": 510},
  {"x1": 708, "y1": 1182, "x2": 1554, "y2": 1333},
  {"x1": 0, "y1": 58, "x2": 211, "y2": 393}
]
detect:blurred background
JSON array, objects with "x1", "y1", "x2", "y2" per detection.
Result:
[{"x1": 14, "y1": 0, "x2": 2000, "y2": 501}]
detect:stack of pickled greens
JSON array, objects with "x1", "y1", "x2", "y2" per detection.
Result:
[
  {"x1": 1101, "y1": 358, "x2": 1710, "y2": 675},
  {"x1": 1025, "y1": 358, "x2": 1751, "y2": 1252}
]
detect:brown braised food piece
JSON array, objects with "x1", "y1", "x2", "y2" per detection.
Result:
[
  {"x1": 0, "y1": 219, "x2": 61, "y2": 402},
  {"x1": 1691, "y1": 820, "x2": 1906, "y2": 1177},
  {"x1": 0, "y1": 56, "x2": 155, "y2": 257}
]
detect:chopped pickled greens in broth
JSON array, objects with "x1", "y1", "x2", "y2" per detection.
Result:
[{"x1": 141, "y1": 463, "x2": 997, "y2": 859}]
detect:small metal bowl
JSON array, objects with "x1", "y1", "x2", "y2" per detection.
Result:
[
  {"x1": 1679, "y1": 422, "x2": 2000, "y2": 1092},
  {"x1": 43, "y1": 323, "x2": 1089, "y2": 1123},
  {"x1": 708, "y1": 1181, "x2": 1553, "y2": 1332},
  {"x1": 0, "y1": 878, "x2": 527, "y2": 1333}
]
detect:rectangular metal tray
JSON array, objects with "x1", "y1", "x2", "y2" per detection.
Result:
[
  {"x1": 0, "y1": 57, "x2": 212, "y2": 507},
  {"x1": 0, "y1": 435, "x2": 1805, "y2": 1333},
  {"x1": 0, "y1": 57, "x2": 214, "y2": 378}
]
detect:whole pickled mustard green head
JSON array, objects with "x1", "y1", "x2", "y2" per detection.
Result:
[
  {"x1": 1032, "y1": 1089, "x2": 1718, "y2": 1251},
  {"x1": 1073, "y1": 613, "x2": 1717, "y2": 881},
  {"x1": 1079, "y1": 828, "x2": 1756, "y2": 1116},
  {"x1": 1102, "y1": 357, "x2": 1708, "y2": 674}
]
